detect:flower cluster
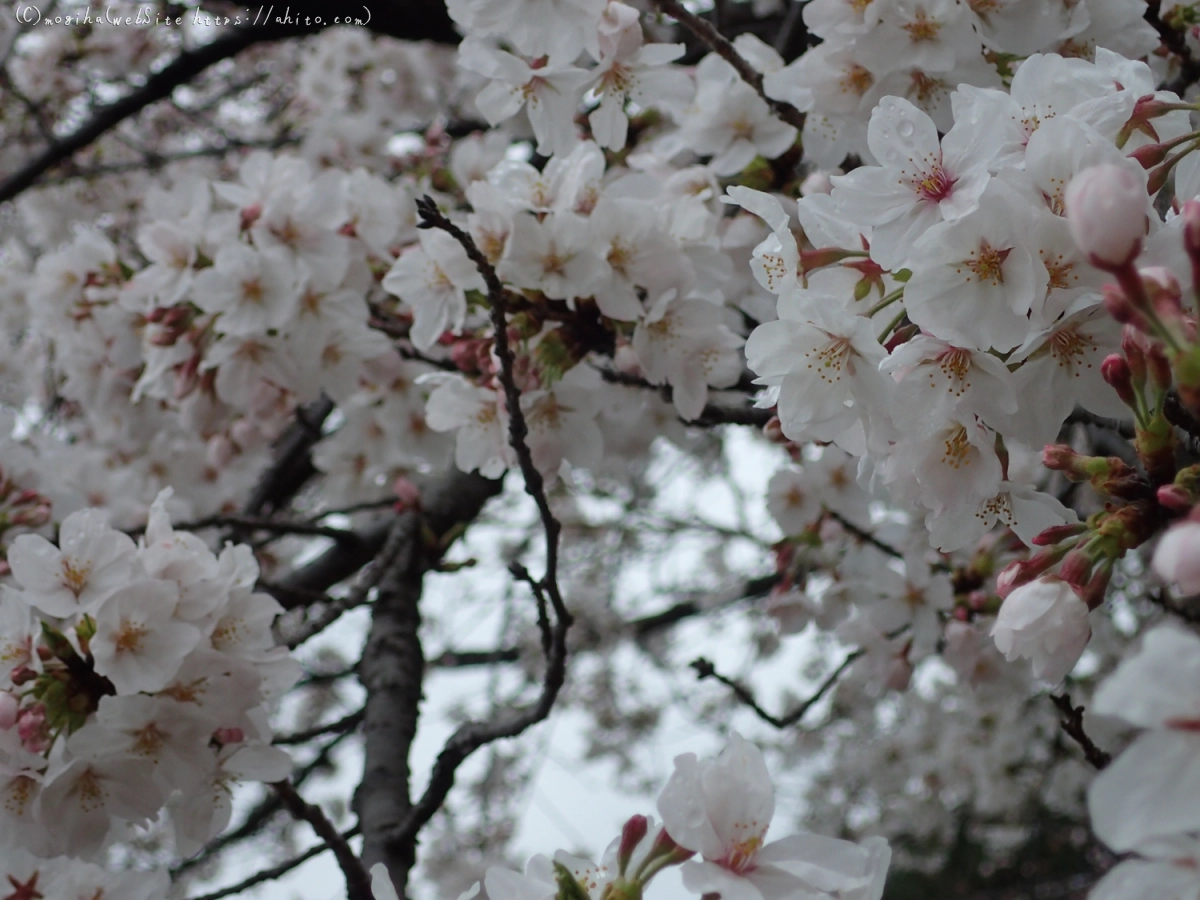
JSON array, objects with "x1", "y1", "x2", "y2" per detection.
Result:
[{"x1": 0, "y1": 491, "x2": 296, "y2": 859}]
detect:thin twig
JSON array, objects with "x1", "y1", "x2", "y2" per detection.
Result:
[
  {"x1": 691, "y1": 651, "x2": 863, "y2": 729},
  {"x1": 274, "y1": 708, "x2": 366, "y2": 746},
  {"x1": 653, "y1": 0, "x2": 805, "y2": 131},
  {"x1": 826, "y1": 511, "x2": 904, "y2": 559},
  {"x1": 183, "y1": 827, "x2": 361, "y2": 900},
  {"x1": 389, "y1": 197, "x2": 574, "y2": 856},
  {"x1": 272, "y1": 781, "x2": 373, "y2": 900},
  {"x1": 1049, "y1": 693, "x2": 1112, "y2": 770},
  {"x1": 128, "y1": 513, "x2": 360, "y2": 544}
]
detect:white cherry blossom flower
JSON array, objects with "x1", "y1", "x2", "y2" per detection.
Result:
[
  {"x1": 7, "y1": 509, "x2": 136, "y2": 618},
  {"x1": 67, "y1": 694, "x2": 215, "y2": 792},
  {"x1": 458, "y1": 39, "x2": 589, "y2": 157},
  {"x1": 192, "y1": 243, "x2": 298, "y2": 337},
  {"x1": 657, "y1": 733, "x2": 890, "y2": 900},
  {"x1": 991, "y1": 577, "x2": 1090, "y2": 684},
  {"x1": 498, "y1": 212, "x2": 605, "y2": 303},
  {"x1": 633, "y1": 292, "x2": 745, "y2": 421},
  {"x1": 382, "y1": 228, "x2": 486, "y2": 351},
  {"x1": 1153, "y1": 520, "x2": 1200, "y2": 596},
  {"x1": 91, "y1": 580, "x2": 201, "y2": 694},
  {"x1": 745, "y1": 290, "x2": 892, "y2": 450},
  {"x1": 830, "y1": 95, "x2": 995, "y2": 270},
  {"x1": 1089, "y1": 627, "x2": 1200, "y2": 855},
  {"x1": 37, "y1": 757, "x2": 164, "y2": 859}
]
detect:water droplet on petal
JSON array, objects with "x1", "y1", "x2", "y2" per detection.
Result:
[{"x1": 897, "y1": 119, "x2": 914, "y2": 137}]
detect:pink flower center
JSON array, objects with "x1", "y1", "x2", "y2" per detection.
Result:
[
  {"x1": 720, "y1": 836, "x2": 763, "y2": 875},
  {"x1": 914, "y1": 166, "x2": 956, "y2": 203}
]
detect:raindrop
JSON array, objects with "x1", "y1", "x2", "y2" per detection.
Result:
[{"x1": 897, "y1": 119, "x2": 915, "y2": 138}]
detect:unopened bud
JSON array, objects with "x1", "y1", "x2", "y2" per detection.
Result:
[
  {"x1": 1079, "y1": 561, "x2": 1114, "y2": 610},
  {"x1": 1031, "y1": 522, "x2": 1088, "y2": 546},
  {"x1": 1146, "y1": 341, "x2": 1173, "y2": 393},
  {"x1": 1128, "y1": 141, "x2": 1172, "y2": 169},
  {"x1": 1058, "y1": 548, "x2": 1094, "y2": 588},
  {"x1": 1101, "y1": 354, "x2": 1137, "y2": 407},
  {"x1": 392, "y1": 476, "x2": 422, "y2": 513},
  {"x1": 1158, "y1": 483, "x2": 1194, "y2": 511},
  {"x1": 1123, "y1": 328, "x2": 1149, "y2": 386},
  {"x1": 240, "y1": 203, "x2": 263, "y2": 230},
  {"x1": 1103, "y1": 283, "x2": 1153, "y2": 333},
  {"x1": 618, "y1": 815, "x2": 649, "y2": 875},
  {"x1": 763, "y1": 416, "x2": 787, "y2": 444},
  {"x1": 10, "y1": 666, "x2": 36, "y2": 686},
  {"x1": 1065, "y1": 164, "x2": 1147, "y2": 269}
]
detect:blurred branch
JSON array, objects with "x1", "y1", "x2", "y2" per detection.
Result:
[
  {"x1": 1049, "y1": 694, "x2": 1112, "y2": 770},
  {"x1": 184, "y1": 826, "x2": 361, "y2": 900},
  {"x1": 274, "y1": 708, "x2": 366, "y2": 746},
  {"x1": 0, "y1": 3, "x2": 461, "y2": 205},
  {"x1": 652, "y1": 0, "x2": 806, "y2": 131},
  {"x1": 272, "y1": 781, "x2": 372, "y2": 900},
  {"x1": 691, "y1": 650, "x2": 863, "y2": 728}
]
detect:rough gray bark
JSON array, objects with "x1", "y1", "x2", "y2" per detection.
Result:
[{"x1": 352, "y1": 467, "x2": 502, "y2": 893}]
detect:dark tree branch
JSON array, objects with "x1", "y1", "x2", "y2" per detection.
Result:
[
  {"x1": 272, "y1": 781, "x2": 372, "y2": 900},
  {"x1": 596, "y1": 366, "x2": 773, "y2": 428},
  {"x1": 1050, "y1": 694, "x2": 1112, "y2": 770},
  {"x1": 352, "y1": 466, "x2": 502, "y2": 892},
  {"x1": 652, "y1": 0, "x2": 806, "y2": 131},
  {"x1": 274, "y1": 708, "x2": 366, "y2": 746},
  {"x1": 691, "y1": 650, "x2": 863, "y2": 729},
  {"x1": 376, "y1": 198, "x2": 575, "y2": 873},
  {"x1": 130, "y1": 512, "x2": 360, "y2": 545},
  {"x1": 184, "y1": 826, "x2": 362, "y2": 900},
  {"x1": 0, "y1": 4, "x2": 461, "y2": 205},
  {"x1": 243, "y1": 396, "x2": 336, "y2": 519},
  {"x1": 826, "y1": 511, "x2": 904, "y2": 559}
]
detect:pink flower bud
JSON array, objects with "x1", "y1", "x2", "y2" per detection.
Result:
[
  {"x1": 1100, "y1": 354, "x2": 1137, "y2": 408},
  {"x1": 1065, "y1": 164, "x2": 1147, "y2": 268},
  {"x1": 392, "y1": 476, "x2": 422, "y2": 513},
  {"x1": 1153, "y1": 520, "x2": 1200, "y2": 595},
  {"x1": 617, "y1": 814, "x2": 649, "y2": 875},
  {"x1": 1182, "y1": 199, "x2": 1200, "y2": 258},
  {"x1": 1102, "y1": 284, "x2": 1150, "y2": 331},
  {"x1": 0, "y1": 693, "x2": 18, "y2": 730},
  {"x1": 1031, "y1": 522, "x2": 1088, "y2": 546},
  {"x1": 1158, "y1": 484, "x2": 1194, "y2": 511},
  {"x1": 240, "y1": 203, "x2": 263, "y2": 230},
  {"x1": 214, "y1": 726, "x2": 245, "y2": 745}
]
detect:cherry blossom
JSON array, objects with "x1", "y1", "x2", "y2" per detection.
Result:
[{"x1": 991, "y1": 577, "x2": 1091, "y2": 684}]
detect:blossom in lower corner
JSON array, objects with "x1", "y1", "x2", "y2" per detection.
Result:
[{"x1": 655, "y1": 732, "x2": 890, "y2": 900}]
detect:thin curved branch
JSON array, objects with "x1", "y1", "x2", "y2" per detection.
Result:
[
  {"x1": 183, "y1": 827, "x2": 361, "y2": 900},
  {"x1": 272, "y1": 781, "x2": 372, "y2": 900},
  {"x1": 691, "y1": 650, "x2": 863, "y2": 729},
  {"x1": 388, "y1": 197, "x2": 575, "y2": 863}
]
